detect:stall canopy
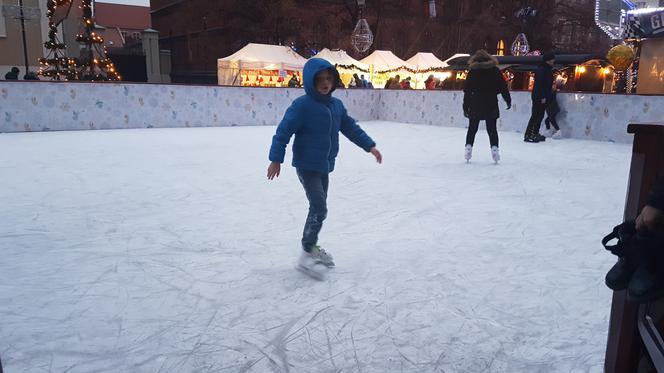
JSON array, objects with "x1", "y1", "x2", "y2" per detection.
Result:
[
  {"x1": 313, "y1": 48, "x2": 369, "y2": 72},
  {"x1": 406, "y1": 52, "x2": 447, "y2": 72},
  {"x1": 444, "y1": 54, "x2": 607, "y2": 71},
  {"x1": 217, "y1": 43, "x2": 308, "y2": 85},
  {"x1": 360, "y1": 50, "x2": 415, "y2": 73}
]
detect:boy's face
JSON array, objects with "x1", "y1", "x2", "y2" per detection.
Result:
[{"x1": 315, "y1": 69, "x2": 334, "y2": 96}]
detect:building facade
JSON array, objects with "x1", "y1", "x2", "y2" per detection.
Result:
[
  {"x1": 148, "y1": 0, "x2": 611, "y2": 84},
  {"x1": 0, "y1": 0, "x2": 50, "y2": 78}
]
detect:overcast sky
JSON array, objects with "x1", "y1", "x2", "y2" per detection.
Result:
[{"x1": 98, "y1": 0, "x2": 149, "y2": 6}]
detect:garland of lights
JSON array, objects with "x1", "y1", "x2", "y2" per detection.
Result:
[
  {"x1": 335, "y1": 64, "x2": 370, "y2": 73},
  {"x1": 76, "y1": 0, "x2": 120, "y2": 81},
  {"x1": 39, "y1": 0, "x2": 77, "y2": 80},
  {"x1": 39, "y1": 0, "x2": 120, "y2": 81}
]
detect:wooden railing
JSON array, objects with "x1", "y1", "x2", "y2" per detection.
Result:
[{"x1": 605, "y1": 123, "x2": 664, "y2": 373}]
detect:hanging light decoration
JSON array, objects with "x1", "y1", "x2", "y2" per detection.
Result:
[
  {"x1": 428, "y1": 0, "x2": 437, "y2": 18},
  {"x1": 351, "y1": 0, "x2": 373, "y2": 53},
  {"x1": 511, "y1": 33, "x2": 530, "y2": 56}
]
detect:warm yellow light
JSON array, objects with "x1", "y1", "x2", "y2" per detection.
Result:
[
  {"x1": 603, "y1": 67, "x2": 611, "y2": 75},
  {"x1": 578, "y1": 66, "x2": 586, "y2": 73}
]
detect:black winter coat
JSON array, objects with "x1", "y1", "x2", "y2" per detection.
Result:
[
  {"x1": 532, "y1": 64, "x2": 554, "y2": 101},
  {"x1": 463, "y1": 66, "x2": 511, "y2": 120}
]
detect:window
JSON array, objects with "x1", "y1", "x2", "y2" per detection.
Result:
[
  {"x1": 121, "y1": 31, "x2": 128, "y2": 40},
  {"x1": 132, "y1": 31, "x2": 141, "y2": 40}
]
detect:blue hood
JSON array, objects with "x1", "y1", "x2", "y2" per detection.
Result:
[{"x1": 303, "y1": 58, "x2": 339, "y2": 101}]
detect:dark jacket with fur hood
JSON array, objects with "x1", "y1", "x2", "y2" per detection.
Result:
[{"x1": 463, "y1": 53, "x2": 511, "y2": 120}]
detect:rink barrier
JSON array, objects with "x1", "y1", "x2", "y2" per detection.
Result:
[{"x1": 2, "y1": 81, "x2": 664, "y2": 143}]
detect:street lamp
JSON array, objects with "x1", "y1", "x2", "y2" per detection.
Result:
[{"x1": 2, "y1": 0, "x2": 40, "y2": 76}]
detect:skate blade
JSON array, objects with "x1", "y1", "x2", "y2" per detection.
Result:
[{"x1": 296, "y1": 264, "x2": 327, "y2": 281}]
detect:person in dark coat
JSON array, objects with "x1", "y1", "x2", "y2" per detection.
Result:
[
  {"x1": 288, "y1": 74, "x2": 300, "y2": 88},
  {"x1": 462, "y1": 50, "x2": 511, "y2": 164},
  {"x1": 524, "y1": 53, "x2": 555, "y2": 143},
  {"x1": 351, "y1": 73, "x2": 363, "y2": 88},
  {"x1": 387, "y1": 75, "x2": 401, "y2": 89},
  {"x1": 400, "y1": 76, "x2": 412, "y2": 89},
  {"x1": 544, "y1": 85, "x2": 561, "y2": 138},
  {"x1": 4, "y1": 67, "x2": 19, "y2": 80},
  {"x1": 425, "y1": 75, "x2": 436, "y2": 90}
]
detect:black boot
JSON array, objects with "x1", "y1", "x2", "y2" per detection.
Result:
[{"x1": 605, "y1": 257, "x2": 638, "y2": 290}]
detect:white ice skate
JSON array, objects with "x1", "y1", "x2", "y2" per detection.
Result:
[
  {"x1": 551, "y1": 130, "x2": 562, "y2": 139},
  {"x1": 464, "y1": 145, "x2": 473, "y2": 163},
  {"x1": 296, "y1": 251, "x2": 329, "y2": 281},
  {"x1": 491, "y1": 146, "x2": 500, "y2": 164},
  {"x1": 310, "y1": 245, "x2": 335, "y2": 267}
]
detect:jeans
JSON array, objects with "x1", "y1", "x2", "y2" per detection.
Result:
[{"x1": 297, "y1": 169, "x2": 329, "y2": 252}]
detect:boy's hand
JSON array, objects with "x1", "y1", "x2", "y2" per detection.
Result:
[
  {"x1": 370, "y1": 147, "x2": 382, "y2": 164},
  {"x1": 636, "y1": 205, "x2": 664, "y2": 233},
  {"x1": 267, "y1": 162, "x2": 281, "y2": 180}
]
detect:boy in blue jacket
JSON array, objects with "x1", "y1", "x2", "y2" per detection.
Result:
[{"x1": 267, "y1": 58, "x2": 382, "y2": 279}]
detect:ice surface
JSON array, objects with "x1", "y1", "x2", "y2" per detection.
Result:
[{"x1": 0, "y1": 122, "x2": 631, "y2": 372}]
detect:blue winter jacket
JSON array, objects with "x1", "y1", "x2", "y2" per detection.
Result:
[{"x1": 269, "y1": 58, "x2": 376, "y2": 174}]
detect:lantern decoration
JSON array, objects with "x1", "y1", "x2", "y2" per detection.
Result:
[
  {"x1": 607, "y1": 44, "x2": 636, "y2": 71},
  {"x1": 511, "y1": 33, "x2": 530, "y2": 56},
  {"x1": 351, "y1": 0, "x2": 373, "y2": 53}
]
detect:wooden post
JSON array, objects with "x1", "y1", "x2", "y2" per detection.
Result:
[{"x1": 605, "y1": 123, "x2": 664, "y2": 372}]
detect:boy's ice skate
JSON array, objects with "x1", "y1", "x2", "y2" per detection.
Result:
[
  {"x1": 551, "y1": 129, "x2": 562, "y2": 139},
  {"x1": 464, "y1": 144, "x2": 473, "y2": 163},
  {"x1": 310, "y1": 245, "x2": 335, "y2": 267},
  {"x1": 296, "y1": 251, "x2": 329, "y2": 280},
  {"x1": 491, "y1": 146, "x2": 500, "y2": 164}
]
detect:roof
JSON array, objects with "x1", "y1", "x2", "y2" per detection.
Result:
[
  {"x1": 95, "y1": 2, "x2": 151, "y2": 30},
  {"x1": 444, "y1": 54, "x2": 608, "y2": 71},
  {"x1": 360, "y1": 50, "x2": 415, "y2": 73},
  {"x1": 406, "y1": 52, "x2": 447, "y2": 70},
  {"x1": 312, "y1": 49, "x2": 369, "y2": 72},
  {"x1": 217, "y1": 43, "x2": 308, "y2": 71}
]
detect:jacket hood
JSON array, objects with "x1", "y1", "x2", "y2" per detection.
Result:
[
  {"x1": 468, "y1": 51, "x2": 499, "y2": 70},
  {"x1": 303, "y1": 58, "x2": 339, "y2": 101}
]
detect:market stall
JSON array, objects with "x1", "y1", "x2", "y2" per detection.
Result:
[
  {"x1": 406, "y1": 52, "x2": 449, "y2": 89},
  {"x1": 217, "y1": 43, "x2": 307, "y2": 87},
  {"x1": 311, "y1": 48, "x2": 369, "y2": 87},
  {"x1": 360, "y1": 50, "x2": 416, "y2": 89}
]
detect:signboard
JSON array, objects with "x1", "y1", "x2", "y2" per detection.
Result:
[
  {"x1": 624, "y1": 8, "x2": 664, "y2": 38},
  {"x1": 595, "y1": 0, "x2": 637, "y2": 39}
]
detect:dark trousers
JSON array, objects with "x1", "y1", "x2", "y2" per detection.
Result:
[
  {"x1": 297, "y1": 169, "x2": 329, "y2": 252},
  {"x1": 466, "y1": 118, "x2": 499, "y2": 147},
  {"x1": 544, "y1": 116, "x2": 560, "y2": 131},
  {"x1": 525, "y1": 99, "x2": 547, "y2": 138}
]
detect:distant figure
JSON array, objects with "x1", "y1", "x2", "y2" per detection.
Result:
[
  {"x1": 4, "y1": 67, "x2": 19, "y2": 80},
  {"x1": 360, "y1": 74, "x2": 369, "y2": 88},
  {"x1": 425, "y1": 75, "x2": 436, "y2": 90},
  {"x1": 288, "y1": 74, "x2": 300, "y2": 88},
  {"x1": 399, "y1": 76, "x2": 412, "y2": 90},
  {"x1": 24, "y1": 71, "x2": 39, "y2": 81},
  {"x1": 352, "y1": 73, "x2": 364, "y2": 88},
  {"x1": 387, "y1": 75, "x2": 401, "y2": 89}
]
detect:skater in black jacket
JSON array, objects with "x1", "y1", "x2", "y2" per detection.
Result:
[
  {"x1": 462, "y1": 50, "x2": 511, "y2": 164},
  {"x1": 524, "y1": 53, "x2": 555, "y2": 143}
]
